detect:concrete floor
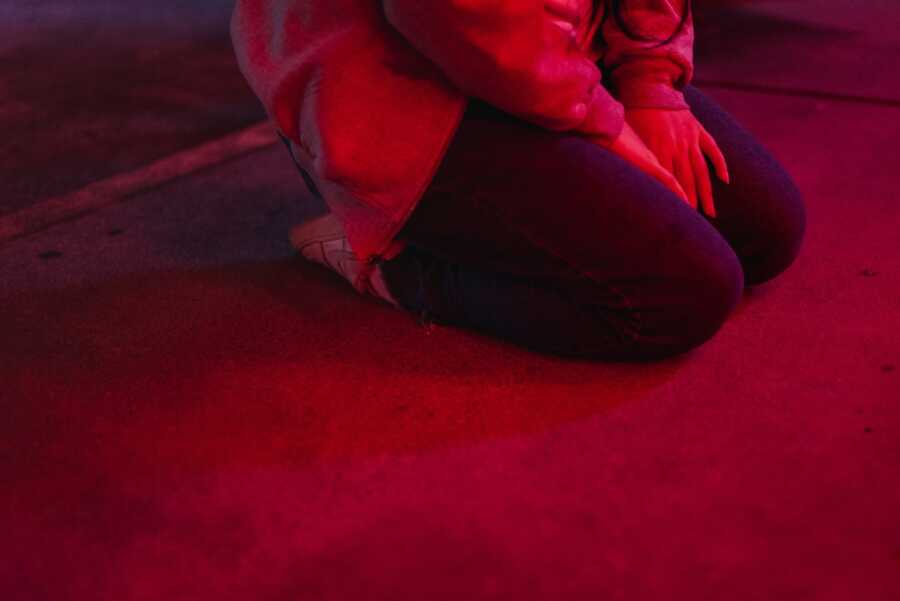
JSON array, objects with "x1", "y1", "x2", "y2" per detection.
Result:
[
  {"x1": 2, "y1": 2, "x2": 899, "y2": 600},
  {"x1": 0, "y1": 0, "x2": 261, "y2": 215}
]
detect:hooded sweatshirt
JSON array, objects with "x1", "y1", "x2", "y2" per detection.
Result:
[{"x1": 230, "y1": 0, "x2": 693, "y2": 295}]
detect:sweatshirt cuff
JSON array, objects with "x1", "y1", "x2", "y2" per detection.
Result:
[{"x1": 610, "y1": 61, "x2": 691, "y2": 110}]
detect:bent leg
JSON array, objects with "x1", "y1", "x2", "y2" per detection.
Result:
[
  {"x1": 683, "y1": 85, "x2": 808, "y2": 285},
  {"x1": 380, "y1": 99, "x2": 744, "y2": 360}
]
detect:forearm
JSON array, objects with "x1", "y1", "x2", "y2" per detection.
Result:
[
  {"x1": 382, "y1": 0, "x2": 626, "y2": 143},
  {"x1": 601, "y1": 0, "x2": 693, "y2": 110}
]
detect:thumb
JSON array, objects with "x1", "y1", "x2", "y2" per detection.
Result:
[
  {"x1": 658, "y1": 168, "x2": 689, "y2": 203},
  {"x1": 641, "y1": 150, "x2": 689, "y2": 203}
]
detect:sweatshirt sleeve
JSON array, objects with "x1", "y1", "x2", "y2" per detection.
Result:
[
  {"x1": 381, "y1": 0, "x2": 625, "y2": 145},
  {"x1": 600, "y1": 0, "x2": 693, "y2": 110}
]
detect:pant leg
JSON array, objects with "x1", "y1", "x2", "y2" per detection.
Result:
[
  {"x1": 380, "y1": 92, "x2": 752, "y2": 360},
  {"x1": 682, "y1": 86, "x2": 807, "y2": 285}
]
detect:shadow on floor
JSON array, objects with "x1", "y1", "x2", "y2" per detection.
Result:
[{"x1": 2, "y1": 259, "x2": 694, "y2": 475}]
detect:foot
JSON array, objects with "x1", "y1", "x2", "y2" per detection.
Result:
[{"x1": 289, "y1": 213, "x2": 400, "y2": 308}]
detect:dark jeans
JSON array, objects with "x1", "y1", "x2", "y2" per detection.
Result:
[{"x1": 375, "y1": 86, "x2": 806, "y2": 361}]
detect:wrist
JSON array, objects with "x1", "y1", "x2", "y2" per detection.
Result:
[{"x1": 611, "y1": 63, "x2": 691, "y2": 110}]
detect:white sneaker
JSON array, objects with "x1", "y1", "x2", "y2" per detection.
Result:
[{"x1": 289, "y1": 213, "x2": 401, "y2": 308}]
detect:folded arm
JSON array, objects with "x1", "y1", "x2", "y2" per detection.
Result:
[
  {"x1": 382, "y1": 0, "x2": 625, "y2": 144},
  {"x1": 600, "y1": 0, "x2": 693, "y2": 110},
  {"x1": 601, "y1": 2, "x2": 730, "y2": 217}
]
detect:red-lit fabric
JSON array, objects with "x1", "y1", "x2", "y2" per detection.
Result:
[
  {"x1": 599, "y1": 0, "x2": 694, "y2": 109},
  {"x1": 230, "y1": 1, "x2": 693, "y2": 293},
  {"x1": 381, "y1": 0, "x2": 624, "y2": 137}
]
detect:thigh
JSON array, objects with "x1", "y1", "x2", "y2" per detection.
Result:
[
  {"x1": 394, "y1": 98, "x2": 740, "y2": 289},
  {"x1": 683, "y1": 86, "x2": 807, "y2": 283}
]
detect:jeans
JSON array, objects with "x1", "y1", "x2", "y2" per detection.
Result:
[{"x1": 374, "y1": 86, "x2": 807, "y2": 361}]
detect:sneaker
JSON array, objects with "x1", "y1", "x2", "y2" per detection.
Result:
[{"x1": 289, "y1": 213, "x2": 401, "y2": 308}]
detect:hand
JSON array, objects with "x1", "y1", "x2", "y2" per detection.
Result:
[
  {"x1": 605, "y1": 121, "x2": 689, "y2": 202},
  {"x1": 625, "y1": 108, "x2": 729, "y2": 217}
]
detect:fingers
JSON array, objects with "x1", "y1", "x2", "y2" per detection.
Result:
[
  {"x1": 630, "y1": 146, "x2": 687, "y2": 203},
  {"x1": 656, "y1": 166, "x2": 688, "y2": 203},
  {"x1": 652, "y1": 153, "x2": 689, "y2": 204},
  {"x1": 700, "y1": 129, "x2": 730, "y2": 184},
  {"x1": 691, "y1": 146, "x2": 716, "y2": 218},
  {"x1": 659, "y1": 153, "x2": 674, "y2": 179},
  {"x1": 674, "y1": 156, "x2": 697, "y2": 210}
]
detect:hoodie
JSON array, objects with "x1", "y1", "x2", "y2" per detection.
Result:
[{"x1": 230, "y1": 0, "x2": 693, "y2": 295}]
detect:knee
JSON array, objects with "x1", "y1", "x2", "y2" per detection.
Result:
[
  {"x1": 743, "y1": 179, "x2": 808, "y2": 286},
  {"x1": 670, "y1": 249, "x2": 745, "y2": 353},
  {"x1": 606, "y1": 234, "x2": 745, "y2": 361}
]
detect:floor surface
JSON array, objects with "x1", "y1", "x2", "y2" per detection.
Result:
[{"x1": 2, "y1": 2, "x2": 899, "y2": 599}]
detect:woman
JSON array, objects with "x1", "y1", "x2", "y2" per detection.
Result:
[{"x1": 231, "y1": 0, "x2": 806, "y2": 360}]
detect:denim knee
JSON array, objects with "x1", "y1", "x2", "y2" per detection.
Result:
[
  {"x1": 685, "y1": 249, "x2": 744, "y2": 351},
  {"x1": 632, "y1": 239, "x2": 745, "y2": 359},
  {"x1": 743, "y1": 183, "x2": 807, "y2": 286}
]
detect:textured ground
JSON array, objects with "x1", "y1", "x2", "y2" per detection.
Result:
[{"x1": 2, "y1": 2, "x2": 899, "y2": 599}]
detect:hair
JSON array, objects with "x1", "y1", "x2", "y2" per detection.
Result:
[{"x1": 591, "y1": 0, "x2": 692, "y2": 49}]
